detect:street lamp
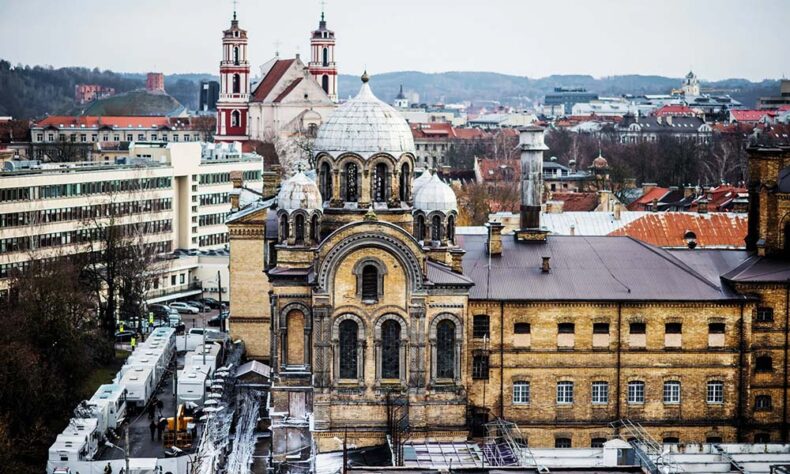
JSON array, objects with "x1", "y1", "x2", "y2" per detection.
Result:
[{"x1": 105, "y1": 429, "x2": 129, "y2": 474}]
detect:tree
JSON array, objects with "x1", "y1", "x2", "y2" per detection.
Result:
[
  {"x1": 191, "y1": 115, "x2": 216, "y2": 142},
  {"x1": 456, "y1": 182, "x2": 492, "y2": 226}
]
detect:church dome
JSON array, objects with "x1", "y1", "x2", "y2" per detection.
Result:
[
  {"x1": 414, "y1": 173, "x2": 458, "y2": 212},
  {"x1": 412, "y1": 169, "x2": 433, "y2": 197},
  {"x1": 277, "y1": 171, "x2": 322, "y2": 211},
  {"x1": 591, "y1": 153, "x2": 608, "y2": 169},
  {"x1": 313, "y1": 73, "x2": 415, "y2": 158}
]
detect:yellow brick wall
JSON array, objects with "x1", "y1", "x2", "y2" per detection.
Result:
[{"x1": 228, "y1": 229, "x2": 271, "y2": 361}]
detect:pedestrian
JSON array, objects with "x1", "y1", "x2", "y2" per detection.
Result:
[
  {"x1": 104, "y1": 462, "x2": 112, "y2": 474},
  {"x1": 158, "y1": 417, "x2": 167, "y2": 442},
  {"x1": 149, "y1": 420, "x2": 156, "y2": 441},
  {"x1": 147, "y1": 401, "x2": 156, "y2": 420}
]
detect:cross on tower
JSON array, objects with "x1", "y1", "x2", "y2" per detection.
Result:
[
  {"x1": 232, "y1": 0, "x2": 238, "y2": 20},
  {"x1": 320, "y1": 0, "x2": 327, "y2": 21}
]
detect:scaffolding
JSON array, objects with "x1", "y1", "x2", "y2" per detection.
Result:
[
  {"x1": 610, "y1": 418, "x2": 681, "y2": 474},
  {"x1": 482, "y1": 418, "x2": 547, "y2": 472}
]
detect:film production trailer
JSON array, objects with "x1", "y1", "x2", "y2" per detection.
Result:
[
  {"x1": 185, "y1": 343, "x2": 222, "y2": 377},
  {"x1": 176, "y1": 368, "x2": 209, "y2": 407},
  {"x1": 88, "y1": 384, "x2": 127, "y2": 432},
  {"x1": 120, "y1": 366, "x2": 155, "y2": 409},
  {"x1": 47, "y1": 418, "x2": 101, "y2": 468}
]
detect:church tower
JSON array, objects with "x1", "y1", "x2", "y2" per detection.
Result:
[
  {"x1": 308, "y1": 8, "x2": 338, "y2": 102},
  {"x1": 215, "y1": 8, "x2": 250, "y2": 142}
]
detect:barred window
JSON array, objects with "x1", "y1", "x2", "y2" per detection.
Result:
[
  {"x1": 513, "y1": 323, "x2": 531, "y2": 334},
  {"x1": 557, "y1": 381, "x2": 574, "y2": 404},
  {"x1": 755, "y1": 395, "x2": 772, "y2": 411},
  {"x1": 630, "y1": 322, "x2": 646, "y2": 334},
  {"x1": 628, "y1": 381, "x2": 645, "y2": 404},
  {"x1": 756, "y1": 307, "x2": 774, "y2": 322},
  {"x1": 555, "y1": 438, "x2": 571, "y2": 448},
  {"x1": 663, "y1": 381, "x2": 681, "y2": 404},
  {"x1": 436, "y1": 320, "x2": 456, "y2": 379},
  {"x1": 344, "y1": 162, "x2": 358, "y2": 202},
  {"x1": 472, "y1": 354, "x2": 489, "y2": 380},
  {"x1": 473, "y1": 315, "x2": 490, "y2": 339},
  {"x1": 707, "y1": 381, "x2": 724, "y2": 404},
  {"x1": 294, "y1": 214, "x2": 305, "y2": 245},
  {"x1": 338, "y1": 320, "x2": 358, "y2": 379},
  {"x1": 591, "y1": 381, "x2": 609, "y2": 404},
  {"x1": 381, "y1": 320, "x2": 401, "y2": 379},
  {"x1": 513, "y1": 381, "x2": 530, "y2": 404}
]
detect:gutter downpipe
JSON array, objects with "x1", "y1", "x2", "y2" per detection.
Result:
[
  {"x1": 500, "y1": 300, "x2": 505, "y2": 419},
  {"x1": 784, "y1": 283, "x2": 789, "y2": 443},
  {"x1": 615, "y1": 302, "x2": 622, "y2": 436},
  {"x1": 737, "y1": 301, "x2": 745, "y2": 443}
]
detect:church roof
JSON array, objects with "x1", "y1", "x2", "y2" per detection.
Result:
[
  {"x1": 251, "y1": 59, "x2": 295, "y2": 102},
  {"x1": 458, "y1": 234, "x2": 747, "y2": 302},
  {"x1": 313, "y1": 75, "x2": 415, "y2": 158}
]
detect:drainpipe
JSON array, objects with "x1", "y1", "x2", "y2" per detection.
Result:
[
  {"x1": 737, "y1": 302, "x2": 745, "y2": 443},
  {"x1": 615, "y1": 302, "x2": 622, "y2": 434},
  {"x1": 784, "y1": 283, "x2": 789, "y2": 443},
  {"x1": 500, "y1": 301, "x2": 505, "y2": 419}
]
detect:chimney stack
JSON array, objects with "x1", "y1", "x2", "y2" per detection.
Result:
[
  {"x1": 541, "y1": 256, "x2": 551, "y2": 273},
  {"x1": 486, "y1": 221, "x2": 503, "y2": 256},
  {"x1": 652, "y1": 198, "x2": 659, "y2": 212},
  {"x1": 450, "y1": 248, "x2": 465, "y2": 274},
  {"x1": 614, "y1": 202, "x2": 622, "y2": 220},
  {"x1": 698, "y1": 198, "x2": 709, "y2": 214},
  {"x1": 518, "y1": 126, "x2": 549, "y2": 230},
  {"x1": 230, "y1": 170, "x2": 243, "y2": 210}
]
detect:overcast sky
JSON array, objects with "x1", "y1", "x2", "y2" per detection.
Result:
[{"x1": 0, "y1": 0, "x2": 788, "y2": 81}]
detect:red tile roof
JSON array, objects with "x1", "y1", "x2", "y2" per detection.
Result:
[
  {"x1": 550, "y1": 192, "x2": 599, "y2": 212},
  {"x1": 251, "y1": 59, "x2": 295, "y2": 102},
  {"x1": 35, "y1": 116, "x2": 171, "y2": 128},
  {"x1": 627, "y1": 186, "x2": 670, "y2": 211},
  {"x1": 273, "y1": 78, "x2": 303, "y2": 103},
  {"x1": 410, "y1": 123, "x2": 491, "y2": 140},
  {"x1": 476, "y1": 158, "x2": 520, "y2": 182},
  {"x1": 692, "y1": 184, "x2": 747, "y2": 212},
  {"x1": 608, "y1": 212, "x2": 747, "y2": 248},
  {"x1": 731, "y1": 109, "x2": 768, "y2": 122},
  {"x1": 454, "y1": 127, "x2": 489, "y2": 139}
]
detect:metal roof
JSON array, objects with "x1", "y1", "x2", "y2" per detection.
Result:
[{"x1": 458, "y1": 234, "x2": 746, "y2": 301}]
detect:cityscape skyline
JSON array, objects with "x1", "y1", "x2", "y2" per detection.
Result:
[{"x1": 0, "y1": 0, "x2": 788, "y2": 81}]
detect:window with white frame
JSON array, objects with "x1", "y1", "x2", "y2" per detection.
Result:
[
  {"x1": 663, "y1": 381, "x2": 681, "y2": 404},
  {"x1": 592, "y1": 381, "x2": 609, "y2": 404},
  {"x1": 707, "y1": 381, "x2": 724, "y2": 404},
  {"x1": 557, "y1": 381, "x2": 574, "y2": 404},
  {"x1": 513, "y1": 381, "x2": 530, "y2": 404},
  {"x1": 628, "y1": 381, "x2": 645, "y2": 404}
]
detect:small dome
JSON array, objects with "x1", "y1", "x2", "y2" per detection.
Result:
[
  {"x1": 592, "y1": 153, "x2": 608, "y2": 169},
  {"x1": 313, "y1": 74, "x2": 415, "y2": 158},
  {"x1": 277, "y1": 171, "x2": 322, "y2": 211},
  {"x1": 412, "y1": 170, "x2": 433, "y2": 197},
  {"x1": 414, "y1": 173, "x2": 457, "y2": 212}
]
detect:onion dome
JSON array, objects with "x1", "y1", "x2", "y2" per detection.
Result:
[
  {"x1": 277, "y1": 171, "x2": 322, "y2": 211},
  {"x1": 591, "y1": 153, "x2": 608, "y2": 169},
  {"x1": 313, "y1": 72, "x2": 415, "y2": 158},
  {"x1": 414, "y1": 173, "x2": 458, "y2": 212},
  {"x1": 412, "y1": 169, "x2": 433, "y2": 197}
]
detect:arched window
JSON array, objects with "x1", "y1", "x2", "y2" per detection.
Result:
[
  {"x1": 294, "y1": 214, "x2": 305, "y2": 245},
  {"x1": 286, "y1": 310, "x2": 305, "y2": 365},
  {"x1": 233, "y1": 46, "x2": 240, "y2": 65},
  {"x1": 415, "y1": 215, "x2": 425, "y2": 241},
  {"x1": 447, "y1": 215, "x2": 456, "y2": 243},
  {"x1": 361, "y1": 264, "x2": 379, "y2": 301},
  {"x1": 279, "y1": 214, "x2": 289, "y2": 243},
  {"x1": 339, "y1": 320, "x2": 358, "y2": 379},
  {"x1": 381, "y1": 320, "x2": 401, "y2": 379},
  {"x1": 399, "y1": 163, "x2": 410, "y2": 202},
  {"x1": 436, "y1": 320, "x2": 456, "y2": 379},
  {"x1": 231, "y1": 110, "x2": 241, "y2": 127},
  {"x1": 344, "y1": 162, "x2": 358, "y2": 202},
  {"x1": 431, "y1": 215, "x2": 442, "y2": 241},
  {"x1": 311, "y1": 214, "x2": 320, "y2": 243},
  {"x1": 322, "y1": 47, "x2": 329, "y2": 66},
  {"x1": 322, "y1": 75, "x2": 329, "y2": 94},
  {"x1": 373, "y1": 163, "x2": 388, "y2": 202},
  {"x1": 320, "y1": 162, "x2": 332, "y2": 201},
  {"x1": 232, "y1": 74, "x2": 240, "y2": 94}
]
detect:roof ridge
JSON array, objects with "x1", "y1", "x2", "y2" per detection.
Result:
[{"x1": 625, "y1": 236, "x2": 724, "y2": 291}]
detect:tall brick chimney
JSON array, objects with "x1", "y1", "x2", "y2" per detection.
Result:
[
  {"x1": 486, "y1": 221, "x2": 503, "y2": 256},
  {"x1": 515, "y1": 126, "x2": 550, "y2": 242}
]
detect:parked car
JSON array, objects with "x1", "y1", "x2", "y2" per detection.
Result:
[
  {"x1": 188, "y1": 327, "x2": 228, "y2": 343},
  {"x1": 170, "y1": 302, "x2": 199, "y2": 314},
  {"x1": 207, "y1": 311, "x2": 229, "y2": 327},
  {"x1": 149, "y1": 304, "x2": 171, "y2": 318},
  {"x1": 185, "y1": 300, "x2": 208, "y2": 312},
  {"x1": 199, "y1": 297, "x2": 221, "y2": 309},
  {"x1": 114, "y1": 330, "x2": 136, "y2": 343}
]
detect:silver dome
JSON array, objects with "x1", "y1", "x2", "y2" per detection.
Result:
[
  {"x1": 313, "y1": 76, "x2": 415, "y2": 158},
  {"x1": 411, "y1": 169, "x2": 433, "y2": 198},
  {"x1": 414, "y1": 173, "x2": 458, "y2": 212},
  {"x1": 277, "y1": 171, "x2": 322, "y2": 211}
]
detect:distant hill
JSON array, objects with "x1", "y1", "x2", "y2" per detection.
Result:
[
  {"x1": 0, "y1": 59, "x2": 780, "y2": 119},
  {"x1": 338, "y1": 71, "x2": 779, "y2": 109},
  {"x1": 81, "y1": 89, "x2": 185, "y2": 116}
]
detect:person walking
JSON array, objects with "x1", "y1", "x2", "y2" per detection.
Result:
[
  {"x1": 149, "y1": 420, "x2": 156, "y2": 441},
  {"x1": 157, "y1": 417, "x2": 167, "y2": 442}
]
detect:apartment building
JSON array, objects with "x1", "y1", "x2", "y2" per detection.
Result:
[{"x1": 0, "y1": 142, "x2": 264, "y2": 301}]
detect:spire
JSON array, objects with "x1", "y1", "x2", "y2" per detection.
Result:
[{"x1": 232, "y1": 0, "x2": 238, "y2": 21}]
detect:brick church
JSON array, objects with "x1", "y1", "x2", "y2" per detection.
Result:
[{"x1": 227, "y1": 72, "x2": 790, "y2": 457}]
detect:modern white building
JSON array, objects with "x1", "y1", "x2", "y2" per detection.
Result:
[{"x1": 0, "y1": 142, "x2": 264, "y2": 299}]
